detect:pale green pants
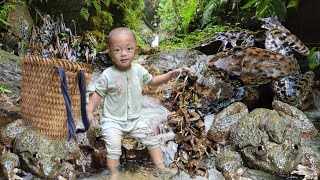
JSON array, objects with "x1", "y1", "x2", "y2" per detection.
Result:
[{"x1": 100, "y1": 117, "x2": 160, "y2": 159}]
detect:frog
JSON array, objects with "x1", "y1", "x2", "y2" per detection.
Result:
[
  {"x1": 207, "y1": 100, "x2": 319, "y2": 179},
  {"x1": 261, "y1": 16, "x2": 310, "y2": 57},
  {"x1": 215, "y1": 149, "x2": 245, "y2": 180},
  {"x1": 201, "y1": 30, "x2": 255, "y2": 51},
  {"x1": 0, "y1": 119, "x2": 81, "y2": 179},
  {"x1": 204, "y1": 46, "x2": 314, "y2": 113}
]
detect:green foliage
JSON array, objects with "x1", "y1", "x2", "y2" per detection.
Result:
[
  {"x1": 121, "y1": 0, "x2": 145, "y2": 29},
  {"x1": 156, "y1": 0, "x2": 179, "y2": 36},
  {"x1": 308, "y1": 47, "x2": 320, "y2": 70},
  {"x1": 179, "y1": 0, "x2": 198, "y2": 33},
  {"x1": 201, "y1": 0, "x2": 222, "y2": 27},
  {"x1": 156, "y1": 0, "x2": 201, "y2": 36},
  {"x1": 80, "y1": 0, "x2": 144, "y2": 31},
  {"x1": 86, "y1": 30, "x2": 107, "y2": 50},
  {"x1": 80, "y1": 0, "x2": 145, "y2": 49},
  {"x1": 162, "y1": 24, "x2": 238, "y2": 48},
  {"x1": 242, "y1": 0, "x2": 287, "y2": 20},
  {"x1": 0, "y1": 1, "x2": 15, "y2": 29},
  {"x1": 81, "y1": 0, "x2": 113, "y2": 29},
  {"x1": 200, "y1": 0, "x2": 249, "y2": 28}
]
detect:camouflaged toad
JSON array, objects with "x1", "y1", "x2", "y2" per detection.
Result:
[
  {"x1": 261, "y1": 16, "x2": 310, "y2": 57},
  {"x1": 206, "y1": 46, "x2": 314, "y2": 112},
  {"x1": 201, "y1": 31, "x2": 255, "y2": 51}
]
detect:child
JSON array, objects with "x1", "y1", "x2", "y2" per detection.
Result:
[{"x1": 86, "y1": 27, "x2": 188, "y2": 180}]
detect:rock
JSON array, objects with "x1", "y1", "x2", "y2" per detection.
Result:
[{"x1": 3, "y1": 0, "x2": 34, "y2": 52}]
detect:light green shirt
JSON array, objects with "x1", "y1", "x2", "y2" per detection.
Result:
[{"x1": 95, "y1": 63, "x2": 153, "y2": 122}]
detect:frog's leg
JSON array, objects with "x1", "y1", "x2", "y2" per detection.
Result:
[
  {"x1": 209, "y1": 79, "x2": 245, "y2": 113},
  {"x1": 216, "y1": 150, "x2": 245, "y2": 180},
  {"x1": 241, "y1": 34, "x2": 255, "y2": 47},
  {"x1": 291, "y1": 146, "x2": 320, "y2": 180},
  {"x1": 272, "y1": 71, "x2": 314, "y2": 107},
  {"x1": 1, "y1": 149, "x2": 23, "y2": 180},
  {"x1": 265, "y1": 30, "x2": 310, "y2": 57}
]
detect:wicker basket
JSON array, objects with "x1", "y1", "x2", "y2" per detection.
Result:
[{"x1": 21, "y1": 56, "x2": 94, "y2": 140}]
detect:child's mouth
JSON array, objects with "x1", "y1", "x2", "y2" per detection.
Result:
[{"x1": 120, "y1": 59, "x2": 128, "y2": 63}]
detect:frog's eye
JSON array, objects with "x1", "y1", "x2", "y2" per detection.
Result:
[
  {"x1": 255, "y1": 145, "x2": 267, "y2": 156},
  {"x1": 57, "y1": 158, "x2": 63, "y2": 164},
  {"x1": 233, "y1": 47, "x2": 243, "y2": 52},
  {"x1": 32, "y1": 153, "x2": 39, "y2": 159},
  {"x1": 30, "y1": 153, "x2": 39, "y2": 162},
  {"x1": 232, "y1": 47, "x2": 244, "y2": 57},
  {"x1": 291, "y1": 144, "x2": 299, "y2": 155}
]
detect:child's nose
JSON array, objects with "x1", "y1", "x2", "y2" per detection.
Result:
[{"x1": 121, "y1": 51, "x2": 127, "y2": 56}]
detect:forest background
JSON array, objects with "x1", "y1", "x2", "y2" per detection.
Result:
[{"x1": 0, "y1": 0, "x2": 319, "y2": 70}]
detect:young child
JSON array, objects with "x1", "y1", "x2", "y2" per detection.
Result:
[{"x1": 86, "y1": 27, "x2": 188, "y2": 180}]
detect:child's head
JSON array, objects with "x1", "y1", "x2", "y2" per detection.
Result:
[{"x1": 108, "y1": 27, "x2": 137, "y2": 71}]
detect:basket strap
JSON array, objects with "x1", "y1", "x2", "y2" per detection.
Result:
[
  {"x1": 55, "y1": 67, "x2": 75, "y2": 139},
  {"x1": 76, "y1": 70, "x2": 91, "y2": 133}
]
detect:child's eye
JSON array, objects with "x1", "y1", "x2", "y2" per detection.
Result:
[{"x1": 128, "y1": 47, "x2": 133, "y2": 51}]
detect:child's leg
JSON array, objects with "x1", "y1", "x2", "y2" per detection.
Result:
[
  {"x1": 101, "y1": 121, "x2": 123, "y2": 180},
  {"x1": 107, "y1": 158, "x2": 120, "y2": 180},
  {"x1": 129, "y1": 118, "x2": 165, "y2": 168},
  {"x1": 149, "y1": 147, "x2": 165, "y2": 169}
]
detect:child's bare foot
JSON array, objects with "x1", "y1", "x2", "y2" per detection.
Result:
[{"x1": 109, "y1": 171, "x2": 120, "y2": 180}]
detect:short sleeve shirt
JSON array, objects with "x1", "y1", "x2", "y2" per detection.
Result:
[{"x1": 95, "y1": 63, "x2": 153, "y2": 122}]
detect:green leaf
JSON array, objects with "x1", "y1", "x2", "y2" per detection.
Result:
[
  {"x1": 80, "y1": 8, "x2": 90, "y2": 21},
  {"x1": 308, "y1": 50, "x2": 320, "y2": 70},
  {"x1": 242, "y1": 0, "x2": 258, "y2": 9},
  {"x1": 287, "y1": 0, "x2": 298, "y2": 8},
  {"x1": 93, "y1": 1, "x2": 102, "y2": 12},
  {"x1": 272, "y1": 0, "x2": 286, "y2": 20},
  {"x1": 307, "y1": 47, "x2": 317, "y2": 60},
  {"x1": 256, "y1": 0, "x2": 271, "y2": 18}
]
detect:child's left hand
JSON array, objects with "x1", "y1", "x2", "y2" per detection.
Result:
[
  {"x1": 172, "y1": 66, "x2": 190, "y2": 77},
  {"x1": 181, "y1": 66, "x2": 190, "y2": 73}
]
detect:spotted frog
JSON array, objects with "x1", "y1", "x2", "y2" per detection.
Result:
[
  {"x1": 201, "y1": 31, "x2": 255, "y2": 51},
  {"x1": 207, "y1": 100, "x2": 319, "y2": 179},
  {"x1": 261, "y1": 16, "x2": 310, "y2": 57},
  {"x1": 0, "y1": 120, "x2": 80, "y2": 179},
  {"x1": 205, "y1": 46, "x2": 314, "y2": 112}
]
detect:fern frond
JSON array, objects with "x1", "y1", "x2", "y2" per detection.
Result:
[{"x1": 201, "y1": 0, "x2": 221, "y2": 27}]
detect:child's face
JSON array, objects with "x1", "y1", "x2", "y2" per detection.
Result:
[{"x1": 108, "y1": 31, "x2": 137, "y2": 71}]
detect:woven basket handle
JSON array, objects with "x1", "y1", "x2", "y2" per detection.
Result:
[
  {"x1": 55, "y1": 67, "x2": 76, "y2": 139},
  {"x1": 76, "y1": 70, "x2": 91, "y2": 133}
]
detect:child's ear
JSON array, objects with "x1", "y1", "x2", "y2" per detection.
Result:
[
  {"x1": 135, "y1": 46, "x2": 140, "y2": 55},
  {"x1": 106, "y1": 49, "x2": 115, "y2": 62}
]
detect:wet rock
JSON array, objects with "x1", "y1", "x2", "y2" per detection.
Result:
[{"x1": 0, "y1": 50, "x2": 21, "y2": 95}]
